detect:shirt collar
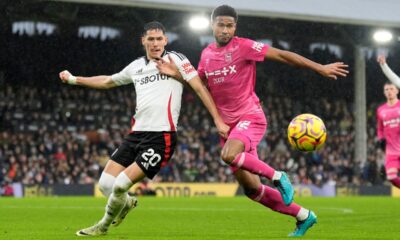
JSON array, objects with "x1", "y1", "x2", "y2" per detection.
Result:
[{"x1": 145, "y1": 50, "x2": 167, "y2": 65}]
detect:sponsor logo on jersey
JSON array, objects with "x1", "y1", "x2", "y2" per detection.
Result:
[
  {"x1": 383, "y1": 117, "x2": 400, "y2": 127},
  {"x1": 139, "y1": 73, "x2": 170, "y2": 85},
  {"x1": 213, "y1": 77, "x2": 225, "y2": 85},
  {"x1": 182, "y1": 62, "x2": 195, "y2": 75},
  {"x1": 205, "y1": 65, "x2": 236, "y2": 78},
  {"x1": 252, "y1": 42, "x2": 264, "y2": 52}
]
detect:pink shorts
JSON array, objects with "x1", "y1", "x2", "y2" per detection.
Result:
[
  {"x1": 220, "y1": 113, "x2": 267, "y2": 172},
  {"x1": 385, "y1": 155, "x2": 400, "y2": 180}
]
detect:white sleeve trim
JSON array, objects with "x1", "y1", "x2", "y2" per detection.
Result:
[
  {"x1": 111, "y1": 74, "x2": 125, "y2": 86},
  {"x1": 168, "y1": 53, "x2": 198, "y2": 82},
  {"x1": 380, "y1": 63, "x2": 400, "y2": 88}
]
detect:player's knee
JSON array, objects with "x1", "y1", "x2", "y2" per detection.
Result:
[
  {"x1": 99, "y1": 180, "x2": 113, "y2": 197},
  {"x1": 243, "y1": 186, "x2": 259, "y2": 199},
  {"x1": 98, "y1": 172, "x2": 116, "y2": 197},
  {"x1": 220, "y1": 150, "x2": 236, "y2": 164}
]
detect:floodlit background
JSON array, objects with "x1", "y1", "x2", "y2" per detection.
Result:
[{"x1": 1, "y1": 0, "x2": 400, "y2": 197}]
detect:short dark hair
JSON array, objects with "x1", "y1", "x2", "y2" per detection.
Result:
[
  {"x1": 384, "y1": 81, "x2": 398, "y2": 88},
  {"x1": 142, "y1": 21, "x2": 166, "y2": 36},
  {"x1": 211, "y1": 5, "x2": 238, "y2": 22}
]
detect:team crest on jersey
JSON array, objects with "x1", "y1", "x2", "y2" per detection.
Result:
[{"x1": 225, "y1": 52, "x2": 232, "y2": 63}]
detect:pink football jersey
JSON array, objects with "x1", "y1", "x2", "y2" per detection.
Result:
[
  {"x1": 198, "y1": 37, "x2": 269, "y2": 124},
  {"x1": 377, "y1": 100, "x2": 400, "y2": 155}
]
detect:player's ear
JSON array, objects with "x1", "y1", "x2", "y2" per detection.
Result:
[
  {"x1": 141, "y1": 36, "x2": 145, "y2": 46},
  {"x1": 164, "y1": 35, "x2": 168, "y2": 45}
]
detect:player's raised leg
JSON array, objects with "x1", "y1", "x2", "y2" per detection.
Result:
[
  {"x1": 221, "y1": 139, "x2": 294, "y2": 205},
  {"x1": 230, "y1": 151, "x2": 294, "y2": 205},
  {"x1": 220, "y1": 113, "x2": 294, "y2": 205},
  {"x1": 234, "y1": 169, "x2": 316, "y2": 237}
]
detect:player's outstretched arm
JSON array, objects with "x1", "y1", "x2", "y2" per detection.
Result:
[
  {"x1": 265, "y1": 47, "x2": 349, "y2": 80},
  {"x1": 377, "y1": 55, "x2": 400, "y2": 88},
  {"x1": 59, "y1": 70, "x2": 117, "y2": 89},
  {"x1": 187, "y1": 76, "x2": 229, "y2": 138}
]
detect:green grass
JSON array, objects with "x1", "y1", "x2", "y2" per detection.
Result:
[{"x1": 0, "y1": 196, "x2": 400, "y2": 239}]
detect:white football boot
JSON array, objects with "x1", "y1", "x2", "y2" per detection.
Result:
[{"x1": 112, "y1": 196, "x2": 138, "y2": 227}]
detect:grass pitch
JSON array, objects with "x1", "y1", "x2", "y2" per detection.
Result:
[{"x1": 0, "y1": 196, "x2": 399, "y2": 239}]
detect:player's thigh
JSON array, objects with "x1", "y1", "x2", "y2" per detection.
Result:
[
  {"x1": 103, "y1": 159, "x2": 126, "y2": 177},
  {"x1": 124, "y1": 162, "x2": 147, "y2": 183},
  {"x1": 234, "y1": 169, "x2": 261, "y2": 190},
  {"x1": 109, "y1": 133, "x2": 141, "y2": 171},
  {"x1": 227, "y1": 113, "x2": 267, "y2": 154}
]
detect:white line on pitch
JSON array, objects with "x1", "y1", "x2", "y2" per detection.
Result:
[
  {"x1": 314, "y1": 207, "x2": 354, "y2": 213},
  {"x1": 0, "y1": 205, "x2": 354, "y2": 213}
]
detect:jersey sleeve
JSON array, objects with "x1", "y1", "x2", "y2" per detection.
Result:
[
  {"x1": 168, "y1": 52, "x2": 198, "y2": 81},
  {"x1": 376, "y1": 108, "x2": 384, "y2": 140},
  {"x1": 111, "y1": 64, "x2": 133, "y2": 86},
  {"x1": 240, "y1": 38, "x2": 269, "y2": 62},
  {"x1": 380, "y1": 63, "x2": 400, "y2": 88},
  {"x1": 197, "y1": 51, "x2": 207, "y2": 82}
]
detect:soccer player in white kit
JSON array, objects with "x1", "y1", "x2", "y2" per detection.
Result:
[{"x1": 59, "y1": 21, "x2": 229, "y2": 236}]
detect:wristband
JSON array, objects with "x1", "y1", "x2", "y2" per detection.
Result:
[{"x1": 67, "y1": 75, "x2": 77, "y2": 85}]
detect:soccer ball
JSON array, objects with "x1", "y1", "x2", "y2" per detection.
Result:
[{"x1": 287, "y1": 113, "x2": 327, "y2": 152}]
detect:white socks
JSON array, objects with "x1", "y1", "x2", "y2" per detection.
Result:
[
  {"x1": 296, "y1": 207, "x2": 309, "y2": 221},
  {"x1": 99, "y1": 172, "x2": 133, "y2": 228},
  {"x1": 99, "y1": 172, "x2": 116, "y2": 197},
  {"x1": 272, "y1": 171, "x2": 283, "y2": 181}
]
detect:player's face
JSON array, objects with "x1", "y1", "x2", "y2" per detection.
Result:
[
  {"x1": 212, "y1": 16, "x2": 236, "y2": 47},
  {"x1": 384, "y1": 83, "x2": 399, "y2": 100},
  {"x1": 142, "y1": 29, "x2": 168, "y2": 60}
]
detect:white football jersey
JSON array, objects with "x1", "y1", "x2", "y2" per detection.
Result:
[{"x1": 111, "y1": 50, "x2": 197, "y2": 132}]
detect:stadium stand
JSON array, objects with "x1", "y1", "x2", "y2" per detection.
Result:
[{"x1": 1, "y1": 7, "x2": 399, "y2": 196}]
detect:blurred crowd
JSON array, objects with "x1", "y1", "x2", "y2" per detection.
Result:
[
  {"x1": 0, "y1": 81, "x2": 387, "y2": 190},
  {"x1": 1, "y1": 33, "x2": 399, "y2": 195}
]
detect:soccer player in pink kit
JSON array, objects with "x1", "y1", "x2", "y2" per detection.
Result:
[
  {"x1": 157, "y1": 5, "x2": 348, "y2": 237},
  {"x1": 377, "y1": 56, "x2": 400, "y2": 188}
]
